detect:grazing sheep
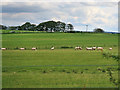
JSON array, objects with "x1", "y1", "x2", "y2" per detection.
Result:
[
  {"x1": 92, "y1": 47, "x2": 96, "y2": 50},
  {"x1": 1, "y1": 48, "x2": 6, "y2": 50},
  {"x1": 75, "y1": 47, "x2": 79, "y2": 50},
  {"x1": 75, "y1": 46, "x2": 82, "y2": 50},
  {"x1": 97, "y1": 47, "x2": 103, "y2": 51},
  {"x1": 109, "y1": 48, "x2": 112, "y2": 50},
  {"x1": 97, "y1": 47, "x2": 103, "y2": 50},
  {"x1": 32, "y1": 47, "x2": 37, "y2": 50},
  {"x1": 51, "y1": 46, "x2": 54, "y2": 50},
  {"x1": 20, "y1": 48, "x2": 25, "y2": 50},
  {"x1": 79, "y1": 47, "x2": 82, "y2": 50},
  {"x1": 86, "y1": 47, "x2": 93, "y2": 50}
]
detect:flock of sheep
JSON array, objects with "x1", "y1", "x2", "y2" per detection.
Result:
[
  {"x1": 75, "y1": 46, "x2": 104, "y2": 50},
  {"x1": 0, "y1": 46, "x2": 112, "y2": 51},
  {"x1": 50, "y1": 46, "x2": 112, "y2": 51},
  {"x1": 75, "y1": 46, "x2": 112, "y2": 51},
  {"x1": 0, "y1": 47, "x2": 37, "y2": 50}
]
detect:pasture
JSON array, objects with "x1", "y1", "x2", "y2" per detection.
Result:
[
  {"x1": 2, "y1": 32, "x2": 119, "y2": 88},
  {"x1": 2, "y1": 33, "x2": 118, "y2": 49},
  {"x1": 0, "y1": 30, "x2": 42, "y2": 34}
]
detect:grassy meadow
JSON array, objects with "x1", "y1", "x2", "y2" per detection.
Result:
[
  {"x1": 2, "y1": 32, "x2": 118, "y2": 49},
  {"x1": 2, "y1": 32, "x2": 119, "y2": 88},
  {"x1": 0, "y1": 30, "x2": 42, "y2": 34}
]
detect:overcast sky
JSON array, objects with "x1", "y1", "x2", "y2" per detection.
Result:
[{"x1": 1, "y1": 2, "x2": 118, "y2": 32}]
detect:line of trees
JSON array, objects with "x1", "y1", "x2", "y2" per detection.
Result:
[
  {"x1": 0, "y1": 25, "x2": 7, "y2": 30},
  {"x1": 0, "y1": 21, "x2": 105, "y2": 33},
  {"x1": 0, "y1": 21, "x2": 74, "y2": 32}
]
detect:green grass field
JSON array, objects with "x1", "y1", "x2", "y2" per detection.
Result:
[
  {"x1": 2, "y1": 33, "x2": 118, "y2": 49},
  {"x1": 0, "y1": 30, "x2": 43, "y2": 34},
  {"x1": 2, "y1": 32, "x2": 119, "y2": 88}
]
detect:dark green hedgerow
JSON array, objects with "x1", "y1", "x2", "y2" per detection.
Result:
[{"x1": 102, "y1": 52, "x2": 119, "y2": 61}]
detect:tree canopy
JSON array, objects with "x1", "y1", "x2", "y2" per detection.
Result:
[
  {"x1": 0, "y1": 25, "x2": 7, "y2": 30},
  {"x1": 1, "y1": 21, "x2": 74, "y2": 32},
  {"x1": 19, "y1": 20, "x2": 73, "y2": 32},
  {"x1": 93, "y1": 28, "x2": 104, "y2": 33}
]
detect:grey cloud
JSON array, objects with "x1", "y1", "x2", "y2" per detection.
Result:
[
  {"x1": 2, "y1": 2, "x2": 48, "y2": 13},
  {"x1": 1, "y1": 2, "x2": 118, "y2": 32},
  {"x1": 80, "y1": 2, "x2": 117, "y2": 7}
]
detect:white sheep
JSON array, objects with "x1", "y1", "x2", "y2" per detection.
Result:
[
  {"x1": 86, "y1": 47, "x2": 93, "y2": 50},
  {"x1": 109, "y1": 48, "x2": 112, "y2": 50},
  {"x1": 75, "y1": 46, "x2": 82, "y2": 50},
  {"x1": 51, "y1": 47, "x2": 54, "y2": 50},
  {"x1": 1, "y1": 48, "x2": 6, "y2": 50},
  {"x1": 92, "y1": 47, "x2": 96, "y2": 50},
  {"x1": 97, "y1": 47, "x2": 103, "y2": 51},
  {"x1": 20, "y1": 48, "x2": 25, "y2": 50},
  {"x1": 32, "y1": 47, "x2": 37, "y2": 50}
]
